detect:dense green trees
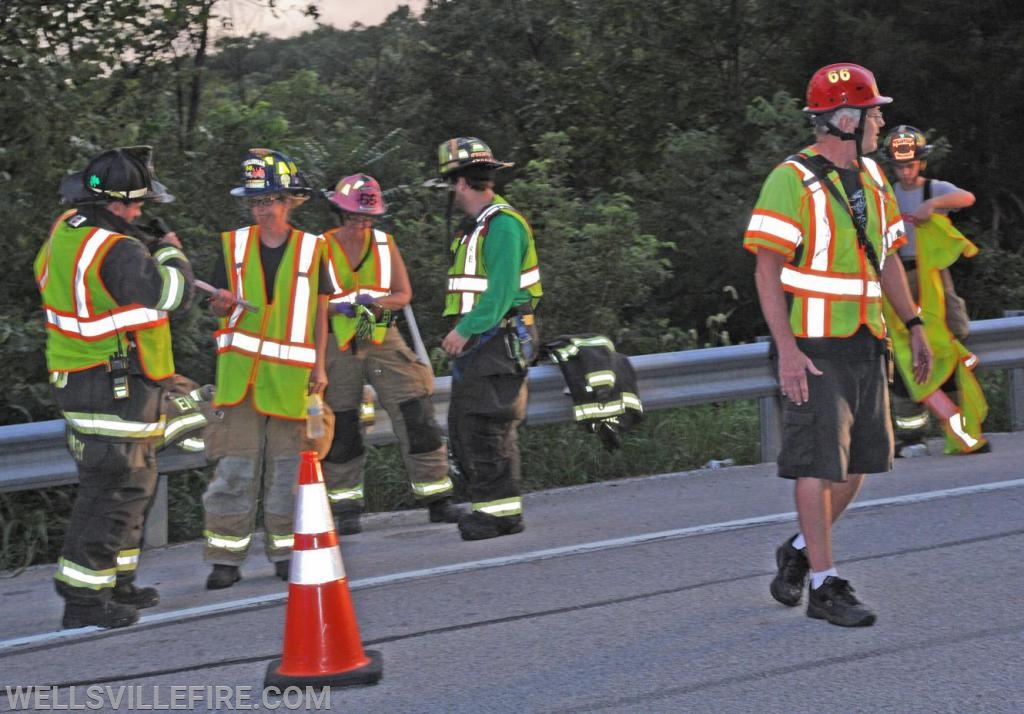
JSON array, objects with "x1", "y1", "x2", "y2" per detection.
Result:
[{"x1": 3, "y1": 0, "x2": 1023, "y2": 424}]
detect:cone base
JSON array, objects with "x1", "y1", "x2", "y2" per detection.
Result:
[{"x1": 264, "y1": 649, "x2": 383, "y2": 689}]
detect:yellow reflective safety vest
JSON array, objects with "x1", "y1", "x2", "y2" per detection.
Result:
[
  {"x1": 743, "y1": 150, "x2": 904, "y2": 338},
  {"x1": 883, "y1": 215, "x2": 987, "y2": 452},
  {"x1": 324, "y1": 227, "x2": 393, "y2": 349},
  {"x1": 213, "y1": 226, "x2": 324, "y2": 419},
  {"x1": 34, "y1": 210, "x2": 174, "y2": 379},
  {"x1": 444, "y1": 199, "x2": 542, "y2": 316}
]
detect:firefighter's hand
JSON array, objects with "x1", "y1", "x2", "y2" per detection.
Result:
[
  {"x1": 776, "y1": 345, "x2": 822, "y2": 406},
  {"x1": 209, "y1": 289, "x2": 237, "y2": 316},
  {"x1": 309, "y1": 364, "x2": 328, "y2": 395},
  {"x1": 159, "y1": 231, "x2": 183, "y2": 250},
  {"x1": 909, "y1": 201, "x2": 935, "y2": 225},
  {"x1": 442, "y1": 329, "x2": 469, "y2": 358},
  {"x1": 908, "y1": 325, "x2": 933, "y2": 384}
]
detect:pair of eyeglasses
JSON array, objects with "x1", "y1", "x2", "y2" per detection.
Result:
[{"x1": 247, "y1": 195, "x2": 285, "y2": 208}]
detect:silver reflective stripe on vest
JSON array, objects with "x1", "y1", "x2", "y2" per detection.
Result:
[
  {"x1": 75, "y1": 229, "x2": 114, "y2": 315},
  {"x1": 459, "y1": 203, "x2": 510, "y2": 313},
  {"x1": 215, "y1": 331, "x2": 316, "y2": 365},
  {"x1": 289, "y1": 232, "x2": 319, "y2": 345},
  {"x1": 228, "y1": 226, "x2": 251, "y2": 328},
  {"x1": 45, "y1": 305, "x2": 166, "y2": 338},
  {"x1": 780, "y1": 267, "x2": 881, "y2": 298}
]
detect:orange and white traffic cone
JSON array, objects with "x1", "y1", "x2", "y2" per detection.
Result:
[{"x1": 264, "y1": 450, "x2": 383, "y2": 689}]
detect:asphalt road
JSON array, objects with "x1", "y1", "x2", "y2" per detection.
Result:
[{"x1": 1, "y1": 432, "x2": 1022, "y2": 713}]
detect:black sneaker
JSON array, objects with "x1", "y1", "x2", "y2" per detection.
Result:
[
  {"x1": 62, "y1": 600, "x2": 139, "y2": 630},
  {"x1": 112, "y1": 583, "x2": 160, "y2": 609},
  {"x1": 205, "y1": 564, "x2": 241, "y2": 590},
  {"x1": 274, "y1": 560, "x2": 290, "y2": 581},
  {"x1": 770, "y1": 535, "x2": 809, "y2": 607},
  {"x1": 427, "y1": 497, "x2": 464, "y2": 524},
  {"x1": 334, "y1": 510, "x2": 362, "y2": 535},
  {"x1": 458, "y1": 511, "x2": 524, "y2": 541},
  {"x1": 807, "y1": 576, "x2": 876, "y2": 627}
]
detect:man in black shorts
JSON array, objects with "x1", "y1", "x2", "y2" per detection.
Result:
[{"x1": 743, "y1": 64, "x2": 932, "y2": 626}]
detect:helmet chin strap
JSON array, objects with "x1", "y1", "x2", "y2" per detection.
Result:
[
  {"x1": 823, "y1": 109, "x2": 867, "y2": 165},
  {"x1": 445, "y1": 183, "x2": 455, "y2": 243}
]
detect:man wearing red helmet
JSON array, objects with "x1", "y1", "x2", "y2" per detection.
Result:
[
  {"x1": 744, "y1": 64, "x2": 932, "y2": 627},
  {"x1": 318, "y1": 173, "x2": 462, "y2": 534}
]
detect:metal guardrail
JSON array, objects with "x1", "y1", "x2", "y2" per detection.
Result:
[{"x1": 2, "y1": 316, "x2": 1022, "y2": 546}]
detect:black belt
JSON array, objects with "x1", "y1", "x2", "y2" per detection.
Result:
[{"x1": 901, "y1": 257, "x2": 917, "y2": 271}]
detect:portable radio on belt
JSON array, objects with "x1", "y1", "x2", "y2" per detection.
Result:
[{"x1": 109, "y1": 352, "x2": 131, "y2": 400}]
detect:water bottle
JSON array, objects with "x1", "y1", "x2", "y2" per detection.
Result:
[
  {"x1": 359, "y1": 386, "x2": 376, "y2": 429},
  {"x1": 306, "y1": 393, "x2": 325, "y2": 440}
]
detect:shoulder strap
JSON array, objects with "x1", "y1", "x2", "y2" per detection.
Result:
[
  {"x1": 787, "y1": 153, "x2": 883, "y2": 276},
  {"x1": 923, "y1": 178, "x2": 932, "y2": 202}
]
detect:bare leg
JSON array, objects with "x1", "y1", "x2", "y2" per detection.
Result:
[{"x1": 795, "y1": 474, "x2": 864, "y2": 572}]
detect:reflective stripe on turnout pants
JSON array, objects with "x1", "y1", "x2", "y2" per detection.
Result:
[
  {"x1": 321, "y1": 326, "x2": 450, "y2": 506},
  {"x1": 201, "y1": 395, "x2": 302, "y2": 565},
  {"x1": 448, "y1": 331, "x2": 526, "y2": 511}
]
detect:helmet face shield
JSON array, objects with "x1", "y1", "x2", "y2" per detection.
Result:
[{"x1": 882, "y1": 125, "x2": 933, "y2": 163}]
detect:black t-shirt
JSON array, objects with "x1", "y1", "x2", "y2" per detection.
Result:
[
  {"x1": 209, "y1": 230, "x2": 332, "y2": 302},
  {"x1": 836, "y1": 166, "x2": 867, "y2": 232}
]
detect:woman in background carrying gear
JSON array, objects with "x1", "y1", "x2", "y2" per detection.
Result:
[
  {"x1": 201, "y1": 148, "x2": 331, "y2": 590},
  {"x1": 36, "y1": 147, "x2": 195, "y2": 629},
  {"x1": 880, "y1": 125, "x2": 989, "y2": 455},
  {"x1": 439, "y1": 137, "x2": 543, "y2": 541},
  {"x1": 320, "y1": 173, "x2": 461, "y2": 534}
]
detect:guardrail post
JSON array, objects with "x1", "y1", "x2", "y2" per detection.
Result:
[
  {"x1": 1006, "y1": 311, "x2": 1024, "y2": 431},
  {"x1": 755, "y1": 336, "x2": 781, "y2": 462},
  {"x1": 1009, "y1": 367, "x2": 1024, "y2": 431},
  {"x1": 143, "y1": 474, "x2": 169, "y2": 549}
]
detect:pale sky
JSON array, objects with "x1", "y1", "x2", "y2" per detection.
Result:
[{"x1": 222, "y1": 0, "x2": 428, "y2": 38}]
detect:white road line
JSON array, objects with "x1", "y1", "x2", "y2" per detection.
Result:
[{"x1": 3, "y1": 477, "x2": 1023, "y2": 652}]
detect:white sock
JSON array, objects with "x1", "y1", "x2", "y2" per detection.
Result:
[
  {"x1": 792, "y1": 533, "x2": 806, "y2": 551},
  {"x1": 811, "y1": 568, "x2": 838, "y2": 589}
]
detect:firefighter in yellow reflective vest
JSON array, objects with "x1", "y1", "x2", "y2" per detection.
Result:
[
  {"x1": 35, "y1": 148, "x2": 195, "y2": 629},
  {"x1": 879, "y1": 126, "x2": 989, "y2": 456},
  {"x1": 320, "y1": 173, "x2": 462, "y2": 534},
  {"x1": 438, "y1": 137, "x2": 542, "y2": 540},
  {"x1": 201, "y1": 148, "x2": 330, "y2": 590},
  {"x1": 744, "y1": 64, "x2": 932, "y2": 626}
]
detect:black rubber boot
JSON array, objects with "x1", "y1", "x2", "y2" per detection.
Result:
[
  {"x1": 332, "y1": 505, "x2": 363, "y2": 535},
  {"x1": 112, "y1": 583, "x2": 160, "y2": 609},
  {"x1": 427, "y1": 497, "x2": 464, "y2": 524},
  {"x1": 62, "y1": 600, "x2": 139, "y2": 630},
  {"x1": 458, "y1": 511, "x2": 524, "y2": 541},
  {"x1": 205, "y1": 564, "x2": 241, "y2": 590}
]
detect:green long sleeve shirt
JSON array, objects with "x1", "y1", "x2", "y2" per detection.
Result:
[{"x1": 454, "y1": 209, "x2": 531, "y2": 338}]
